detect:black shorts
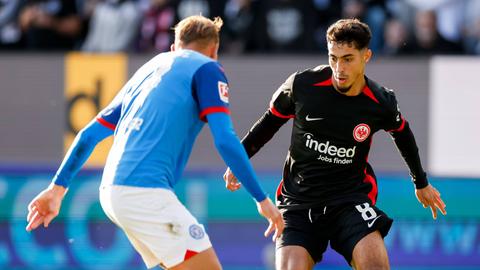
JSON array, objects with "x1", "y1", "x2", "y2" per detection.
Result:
[{"x1": 276, "y1": 201, "x2": 393, "y2": 264}]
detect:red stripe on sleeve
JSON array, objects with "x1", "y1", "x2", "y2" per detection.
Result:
[
  {"x1": 270, "y1": 107, "x2": 295, "y2": 119},
  {"x1": 199, "y1": 106, "x2": 230, "y2": 122},
  {"x1": 96, "y1": 117, "x2": 116, "y2": 131},
  {"x1": 393, "y1": 117, "x2": 406, "y2": 132}
]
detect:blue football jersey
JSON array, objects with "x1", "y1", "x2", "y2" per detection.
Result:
[{"x1": 97, "y1": 50, "x2": 230, "y2": 189}]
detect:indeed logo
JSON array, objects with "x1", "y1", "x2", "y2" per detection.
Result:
[{"x1": 304, "y1": 133, "x2": 356, "y2": 158}]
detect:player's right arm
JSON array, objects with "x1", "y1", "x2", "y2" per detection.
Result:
[
  {"x1": 26, "y1": 88, "x2": 125, "y2": 232},
  {"x1": 26, "y1": 120, "x2": 113, "y2": 231}
]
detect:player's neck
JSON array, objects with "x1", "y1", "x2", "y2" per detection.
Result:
[
  {"x1": 333, "y1": 75, "x2": 366, "y2": 97},
  {"x1": 179, "y1": 42, "x2": 217, "y2": 60}
]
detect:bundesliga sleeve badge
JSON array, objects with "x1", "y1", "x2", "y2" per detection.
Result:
[{"x1": 218, "y1": 81, "x2": 229, "y2": 103}]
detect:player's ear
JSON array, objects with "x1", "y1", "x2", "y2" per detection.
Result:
[
  {"x1": 170, "y1": 43, "x2": 175, "y2": 52},
  {"x1": 207, "y1": 41, "x2": 219, "y2": 60},
  {"x1": 364, "y1": 49, "x2": 372, "y2": 63}
]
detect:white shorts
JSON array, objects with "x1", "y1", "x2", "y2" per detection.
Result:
[{"x1": 99, "y1": 185, "x2": 212, "y2": 269}]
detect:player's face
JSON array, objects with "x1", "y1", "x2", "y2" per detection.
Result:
[{"x1": 328, "y1": 41, "x2": 371, "y2": 94}]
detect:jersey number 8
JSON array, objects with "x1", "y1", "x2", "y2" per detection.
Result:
[{"x1": 355, "y1": 202, "x2": 377, "y2": 221}]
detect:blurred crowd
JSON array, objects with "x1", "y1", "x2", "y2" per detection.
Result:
[{"x1": 1, "y1": 0, "x2": 479, "y2": 55}]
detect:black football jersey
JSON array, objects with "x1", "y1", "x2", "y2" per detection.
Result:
[{"x1": 270, "y1": 65, "x2": 405, "y2": 209}]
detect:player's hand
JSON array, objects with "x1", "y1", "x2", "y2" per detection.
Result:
[
  {"x1": 223, "y1": 167, "x2": 241, "y2": 191},
  {"x1": 26, "y1": 184, "x2": 67, "y2": 231},
  {"x1": 256, "y1": 197, "x2": 284, "y2": 242},
  {"x1": 415, "y1": 184, "x2": 446, "y2": 220}
]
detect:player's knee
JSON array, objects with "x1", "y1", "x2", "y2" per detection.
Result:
[
  {"x1": 275, "y1": 248, "x2": 314, "y2": 270},
  {"x1": 356, "y1": 263, "x2": 389, "y2": 270},
  {"x1": 352, "y1": 256, "x2": 389, "y2": 270},
  {"x1": 276, "y1": 260, "x2": 311, "y2": 270}
]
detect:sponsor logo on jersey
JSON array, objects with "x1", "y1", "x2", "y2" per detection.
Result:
[
  {"x1": 304, "y1": 133, "x2": 356, "y2": 164},
  {"x1": 218, "y1": 81, "x2": 229, "y2": 103},
  {"x1": 353, "y1": 123, "x2": 370, "y2": 142},
  {"x1": 189, "y1": 224, "x2": 205, "y2": 240}
]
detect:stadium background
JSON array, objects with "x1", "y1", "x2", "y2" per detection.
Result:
[
  {"x1": 0, "y1": 54, "x2": 479, "y2": 270},
  {"x1": 1, "y1": 0, "x2": 480, "y2": 269}
]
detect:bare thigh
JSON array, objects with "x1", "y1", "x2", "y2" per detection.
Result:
[
  {"x1": 351, "y1": 231, "x2": 390, "y2": 270},
  {"x1": 276, "y1": 245, "x2": 315, "y2": 270},
  {"x1": 169, "y1": 247, "x2": 222, "y2": 270}
]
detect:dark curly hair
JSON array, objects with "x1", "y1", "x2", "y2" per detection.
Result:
[{"x1": 326, "y1": 18, "x2": 372, "y2": 50}]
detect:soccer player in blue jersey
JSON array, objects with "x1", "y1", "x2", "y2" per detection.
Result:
[{"x1": 25, "y1": 15, "x2": 284, "y2": 270}]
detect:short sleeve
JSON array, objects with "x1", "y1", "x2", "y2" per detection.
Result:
[
  {"x1": 383, "y1": 89, "x2": 406, "y2": 132},
  {"x1": 269, "y1": 72, "x2": 296, "y2": 119},
  {"x1": 193, "y1": 61, "x2": 230, "y2": 122}
]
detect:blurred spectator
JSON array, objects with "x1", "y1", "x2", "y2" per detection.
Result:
[
  {"x1": 382, "y1": 17, "x2": 408, "y2": 55},
  {"x1": 402, "y1": 10, "x2": 464, "y2": 55},
  {"x1": 0, "y1": 0, "x2": 24, "y2": 49},
  {"x1": 341, "y1": 0, "x2": 387, "y2": 53},
  {"x1": 462, "y1": 0, "x2": 480, "y2": 54},
  {"x1": 258, "y1": 0, "x2": 316, "y2": 53},
  {"x1": 76, "y1": 0, "x2": 102, "y2": 42},
  {"x1": 312, "y1": 0, "x2": 342, "y2": 53},
  {"x1": 222, "y1": 0, "x2": 263, "y2": 53},
  {"x1": 81, "y1": 0, "x2": 141, "y2": 52},
  {"x1": 77, "y1": 0, "x2": 102, "y2": 18},
  {"x1": 137, "y1": 0, "x2": 177, "y2": 53},
  {"x1": 177, "y1": 0, "x2": 225, "y2": 20},
  {"x1": 177, "y1": 0, "x2": 208, "y2": 18},
  {"x1": 2, "y1": 0, "x2": 477, "y2": 55},
  {"x1": 404, "y1": 0, "x2": 465, "y2": 43},
  {"x1": 19, "y1": 0, "x2": 83, "y2": 50},
  {"x1": 385, "y1": 0, "x2": 413, "y2": 26}
]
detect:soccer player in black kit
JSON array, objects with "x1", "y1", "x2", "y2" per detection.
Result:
[{"x1": 224, "y1": 18, "x2": 447, "y2": 270}]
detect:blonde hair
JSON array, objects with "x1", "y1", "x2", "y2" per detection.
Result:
[{"x1": 174, "y1": 15, "x2": 223, "y2": 47}]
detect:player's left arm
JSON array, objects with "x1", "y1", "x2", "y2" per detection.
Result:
[
  {"x1": 390, "y1": 122, "x2": 446, "y2": 219},
  {"x1": 385, "y1": 91, "x2": 446, "y2": 219},
  {"x1": 53, "y1": 87, "x2": 125, "y2": 189}
]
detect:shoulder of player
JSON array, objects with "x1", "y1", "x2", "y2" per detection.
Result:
[
  {"x1": 294, "y1": 64, "x2": 331, "y2": 77},
  {"x1": 365, "y1": 77, "x2": 398, "y2": 108},
  {"x1": 195, "y1": 59, "x2": 225, "y2": 78},
  {"x1": 291, "y1": 65, "x2": 331, "y2": 84}
]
